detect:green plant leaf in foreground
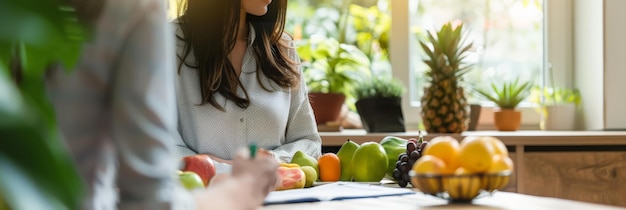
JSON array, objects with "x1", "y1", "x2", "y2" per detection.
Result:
[
  {"x1": 0, "y1": 66, "x2": 84, "y2": 210},
  {"x1": 0, "y1": 1, "x2": 87, "y2": 209}
]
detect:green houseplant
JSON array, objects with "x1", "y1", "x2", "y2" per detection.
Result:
[
  {"x1": 0, "y1": 1, "x2": 86, "y2": 209},
  {"x1": 353, "y1": 76, "x2": 406, "y2": 132},
  {"x1": 473, "y1": 79, "x2": 532, "y2": 131},
  {"x1": 530, "y1": 87, "x2": 581, "y2": 130},
  {"x1": 297, "y1": 35, "x2": 370, "y2": 125}
]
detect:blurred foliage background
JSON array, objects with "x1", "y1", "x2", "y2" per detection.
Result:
[
  {"x1": 0, "y1": 0, "x2": 86, "y2": 209},
  {"x1": 286, "y1": 0, "x2": 393, "y2": 109}
]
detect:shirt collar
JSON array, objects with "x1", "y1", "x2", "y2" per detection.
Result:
[{"x1": 242, "y1": 24, "x2": 257, "y2": 73}]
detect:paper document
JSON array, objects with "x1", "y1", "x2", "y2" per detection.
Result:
[{"x1": 264, "y1": 182, "x2": 415, "y2": 205}]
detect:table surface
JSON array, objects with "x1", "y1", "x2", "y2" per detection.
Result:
[{"x1": 259, "y1": 184, "x2": 626, "y2": 210}]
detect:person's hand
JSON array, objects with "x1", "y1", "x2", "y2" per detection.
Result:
[
  {"x1": 230, "y1": 149, "x2": 279, "y2": 205},
  {"x1": 257, "y1": 148, "x2": 279, "y2": 163},
  {"x1": 193, "y1": 148, "x2": 279, "y2": 210},
  {"x1": 206, "y1": 153, "x2": 234, "y2": 165}
]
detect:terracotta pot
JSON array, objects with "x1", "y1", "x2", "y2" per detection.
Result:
[
  {"x1": 494, "y1": 109, "x2": 521, "y2": 131},
  {"x1": 308, "y1": 92, "x2": 346, "y2": 125}
]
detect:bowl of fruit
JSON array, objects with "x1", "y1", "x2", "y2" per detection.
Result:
[
  {"x1": 409, "y1": 170, "x2": 512, "y2": 202},
  {"x1": 394, "y1": 135, "x2": 514, "y2": 202}
]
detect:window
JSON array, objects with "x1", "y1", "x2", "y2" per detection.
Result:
[
  {"x1": 170, "y1": 0, "x2": 571, "y2": 130},
  {"x1": 408, "y1": 0, "x2": 544, "y2": 106},
  {"x1": 290, "y1": 0, "x2": 572, "y2": 130}
]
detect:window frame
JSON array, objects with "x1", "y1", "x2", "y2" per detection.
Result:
[{"x1": 390, "y1": 0, "x2": 572, "y2": 130}]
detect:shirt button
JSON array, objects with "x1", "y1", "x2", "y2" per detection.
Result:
[{"x1": 240, "y1": 118, "x2": 244, "y2": 122}]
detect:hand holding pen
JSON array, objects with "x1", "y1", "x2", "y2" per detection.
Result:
[{"x1": 230, "y1": 144, "x2": 279, "y2": 198}]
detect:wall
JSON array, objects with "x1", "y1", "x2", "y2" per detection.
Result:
[
  {"x1": 603, "y1": 0, "x2": 626, "y2": 129},
  {"x1": 574, "y1": 0, "x2": 604, "y2": 130},
  {"x1": 547, "y1": 0, "x2": 574, "y2": 88},
  {"x1": 390, "y1": 0, "x2": 414, "y2": 131}
]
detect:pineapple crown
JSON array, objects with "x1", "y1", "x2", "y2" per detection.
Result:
[{"x1": 419, "y1": 22, "x2": 474, "y2": 82}]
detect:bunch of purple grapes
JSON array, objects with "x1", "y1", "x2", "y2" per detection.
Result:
[{"x1": 392, "y1": 136, "x2": 429, "y2": 188}]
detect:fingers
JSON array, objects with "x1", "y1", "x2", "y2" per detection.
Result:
[{"x1": 234, "y1": 148, "x2": 250, "y2": 160}]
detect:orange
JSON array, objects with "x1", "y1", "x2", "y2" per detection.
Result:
[
  {"x1": 318, "y1": 153, "x2": 341, "y2": 182},
  {"x1": 422, "y1": 136, "x2": 460, "y2": 174},
  {"x1": 458, "y1": 137, "x2": 495, "y2": 173}
]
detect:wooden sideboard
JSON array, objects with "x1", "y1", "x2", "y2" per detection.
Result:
[{"x1": 319, "y1": 130, "x2": 626, "y2": 207}]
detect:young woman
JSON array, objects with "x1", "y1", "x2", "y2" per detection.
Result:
[{"x1": 173, "y1": 0, "x2": 322, "y2": 173}]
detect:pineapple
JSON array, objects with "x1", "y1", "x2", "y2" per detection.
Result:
[{"x1": 419, "y1": 23, "x2": 473, "y2": 133}]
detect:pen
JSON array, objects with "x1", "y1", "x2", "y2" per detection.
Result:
[{"x1": 249, "y1": 143, "x2": 257, "y2": 158}]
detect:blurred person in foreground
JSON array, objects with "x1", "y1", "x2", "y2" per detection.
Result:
[{"x1": 45, "y1": 0, "x2": 278, "y2": 209}]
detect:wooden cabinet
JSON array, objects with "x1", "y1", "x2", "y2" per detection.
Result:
[{"x1": 522, "y1": 151, "x2": 626, "y2": 206}]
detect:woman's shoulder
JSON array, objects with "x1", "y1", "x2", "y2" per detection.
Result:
[
  {"x1": 280, "y1": 32, "x2": 294, "y2": 41},
  {"x1": 171, "y1": 19, "x2": 184, "y2": 38},
  {"x1": 278, "y1": 32, "x2": 297, "y2": 57}
]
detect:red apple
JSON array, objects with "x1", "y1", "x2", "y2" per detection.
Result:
[{"x1": 182, "y1": 154, "x2": 216, "y2": 186}]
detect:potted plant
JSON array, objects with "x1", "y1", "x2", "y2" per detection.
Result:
[
  {"x1": 530, "y1": 87, "x2": 581, "y2": 130},
  {"x1": 353, "y1": 76, "x2": 406, "y2": 132},
  {"x1": 297, "y1": 35, "x2": 371, "y2": 125},
  {"x1": 473, "y1": 79, "x2": 532, "y2": 131}
]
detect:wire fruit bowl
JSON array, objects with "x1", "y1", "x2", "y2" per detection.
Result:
[{"x1": 409, "y1": 170, "x2": 512, "y2": 202}]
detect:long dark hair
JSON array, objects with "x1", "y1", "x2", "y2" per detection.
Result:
[{"x1": 176, "y1": 0, "x2": 299, "y2": 111}]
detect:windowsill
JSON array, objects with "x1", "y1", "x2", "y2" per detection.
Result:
[{"x1": 319, "y1": 129, "x2": 626, "y2": 146}]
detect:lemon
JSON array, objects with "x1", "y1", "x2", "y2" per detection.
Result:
[
  {"x1": 462, "y1": 136, "x2": 508, "y2": 156},
  {"x1": 422, "y1": 136, "x2": 460, "y2": 174},
  {"x1": 458, "y1": 138, "x2": 495, "y2": 173},
  {"x1": 487, "y1": 155, "x2": 514, "y2": 173},
  {"x1": 483, "y1": 155, "x2": 514, "y2": 191},
  {"x1": 411, "y1": 155, "x2": 447, "y2": 193}
]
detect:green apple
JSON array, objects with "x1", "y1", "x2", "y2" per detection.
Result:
[
  {"x1": 178, "y1": 171, "x2": 204, "y2": 190},
  {"x1": 352, "y1": 142, "x2": 388, "y2": 182}
]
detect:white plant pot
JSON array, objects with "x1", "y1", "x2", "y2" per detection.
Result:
[{"x1": 541, "y1": 104, "x2": 576, "y2": 130}]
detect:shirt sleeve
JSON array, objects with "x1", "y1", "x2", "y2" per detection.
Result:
[
  {"x1": 109, "y1": 0, "x2": 195, "y2": 209},
  {"x1": 173, "y1": 118, "x2": 199, "y2": 158},
  {"x1": 269, "y1": 38, "x2": 322, "y2": 163}
]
